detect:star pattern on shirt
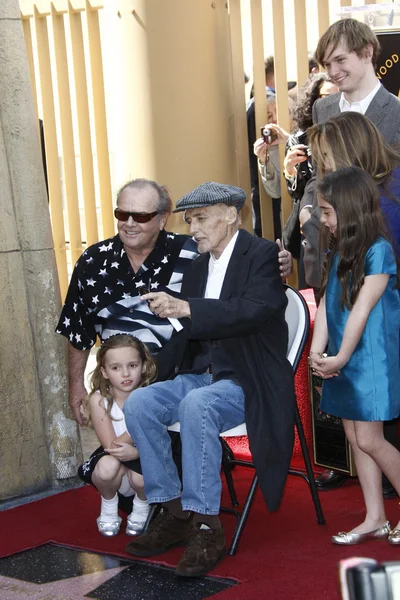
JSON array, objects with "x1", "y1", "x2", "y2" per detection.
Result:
[{"x1": 56, "y1": 233, "x2": 199, "y2": 352}]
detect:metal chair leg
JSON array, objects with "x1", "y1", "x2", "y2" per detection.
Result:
[
  {"x1": 228, "y1": 473, "x2": 259, "y2": 556},
  {"x1": 294, "y1": 405, "x2": 325, "y2": 525},
  {"x1": 220, "y1": 438, "x2": 239, "y2": 507},
  {"x1": 143, "y1": 503, "x2": 159, "y2": 533}
]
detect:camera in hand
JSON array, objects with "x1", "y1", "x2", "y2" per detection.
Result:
[
  {"x1": 296, "y1": 131, "x2": 314, "y2": 180},
  {"x1": 261, "y1": 126, "x2": 278, "y2": 145}
]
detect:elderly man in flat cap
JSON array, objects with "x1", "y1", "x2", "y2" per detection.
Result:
[{"x1": 123, "y1": 182, "x2": 295, "y2": 577}]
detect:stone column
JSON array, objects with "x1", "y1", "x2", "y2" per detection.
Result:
[{"x1": 0, "y1": 0, "x2": 82, "y2": 500}]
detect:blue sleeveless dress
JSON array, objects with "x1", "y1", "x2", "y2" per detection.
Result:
[{"x1": 321, "y1": 238, "x2": 400, "y2": 422}]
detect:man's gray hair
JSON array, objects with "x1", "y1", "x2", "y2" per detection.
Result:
[{"x1": 116, "y1": 178, "x2": 172, "y2": 213}]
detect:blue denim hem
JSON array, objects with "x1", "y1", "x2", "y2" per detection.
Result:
[
  {"x1": 182, "y1": 504, "x2": 220, "y2": 515},
  {"x1": 146, "y1": 494, "x2": 182, "y2": 504}
]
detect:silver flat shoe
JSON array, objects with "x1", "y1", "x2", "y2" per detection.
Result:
[
  {"x1": 126, "y1": 500, "x2": 151, "y2": 536},
  {"x1": 126, "y1": 518, "x2": 146, "y2": 536},
  {"x1": 388, "y1": 528, "x2": 400, "y2": 544},
  {"x1": 332, "y1": 521, "x2": 391, "y2": 545},
  {"x1": 97, "y1": 516, "x2": 122, "y2": 537}
]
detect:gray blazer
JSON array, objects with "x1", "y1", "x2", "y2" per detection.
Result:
[
  {"x1": 313, "y1": 85, "x2": 400, "y2": 145},
  {"x1": 301, "y1": 85, "x2": 400, "y2": 288}
]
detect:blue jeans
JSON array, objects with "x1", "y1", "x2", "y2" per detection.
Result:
[{"x1": 123, "y1": 374, "x2": 245, "y2": 515}]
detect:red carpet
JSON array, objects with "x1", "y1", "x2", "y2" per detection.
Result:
[{"x1": 2, "y1": 474, "x2": 400, "y2": 599}]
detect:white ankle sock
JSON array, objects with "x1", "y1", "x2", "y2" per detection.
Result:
[
  {"x1": 99, "y1": 493, "x2": 119, "y2": 522},
  {"x1": 128, "y1": 495, "x2": 150, "y2": 523}
]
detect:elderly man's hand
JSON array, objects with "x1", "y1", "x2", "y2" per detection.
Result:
[
  {"x1": 141, "y1": 292, "x2": 191, "y2": 319},
  {"x1": 69, "y1": 382, "x2": 88, "y2": 426},
  {"x1": 276, "y1": 239, "x2": 293, "y2": 279}
]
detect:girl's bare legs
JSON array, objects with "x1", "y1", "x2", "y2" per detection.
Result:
[
  {"x1": 343, "y1": 419, "x2": 387, "y2": 534},
  {"x1": 127, "y1": 471, "x2": 146, "y2": 500},
  {"x1": 92, "y1": 455, "x2": 126, "y2": 499},
  {"x1": 344, "y1": 419, "x2": 400, "y2": 533},
  {"x1": 126, "y1": 471, "x2": 151, "y2": 535},
  {"x1": 353, "y1": 420, "x2": 400, "y2": 531},
  {"x1": 92, "y1": 455, "x2": 126, "y2": 534}
]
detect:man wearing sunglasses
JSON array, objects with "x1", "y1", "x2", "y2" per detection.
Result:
[{"x1": 56, "y1": 178, "x2": 199, "y2": 425}]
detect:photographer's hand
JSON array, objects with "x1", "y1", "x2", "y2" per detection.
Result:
[
  {"x1": 253, "y1": 138, "x2": 268, "y2": 163},
  {"x1": 266, "y1": 123, "x2": 290, "y2": 146},
  {"x1": 284, "y1": 144, "x2": 308, "y2": 177}
]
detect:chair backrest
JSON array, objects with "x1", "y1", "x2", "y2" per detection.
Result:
[{"x1": 283, "y1": 284, "x2": 310, "y2": 374}]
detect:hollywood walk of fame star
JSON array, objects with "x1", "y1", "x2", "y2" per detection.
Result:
[{"x1": 0, "y1": 566, "x2": 128, "y2": 599}]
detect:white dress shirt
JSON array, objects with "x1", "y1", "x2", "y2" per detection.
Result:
[
  {"x1": 204, "y1": 231, "x2": 239, "y2": 300},
  {"x1": 339, "y1": 80, "x2": 381, "y2": 115}
]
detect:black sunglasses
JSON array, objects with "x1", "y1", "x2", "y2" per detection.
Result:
[{"x1": 114, "y1": 209, "x2": 159, "y2": 223}]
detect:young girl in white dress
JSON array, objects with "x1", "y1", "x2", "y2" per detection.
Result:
[{"x1": 79, "y1": 334, "x2": 157, "y2": 537}]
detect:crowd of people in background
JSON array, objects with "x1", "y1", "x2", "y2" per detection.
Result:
[{"x1": 57, "y1": 17, "x2": 400, "y2": 579}]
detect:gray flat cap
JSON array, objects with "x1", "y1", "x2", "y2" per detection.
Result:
[{"x1": 173, "y1": 182, "x2": 246, "y2": 213}]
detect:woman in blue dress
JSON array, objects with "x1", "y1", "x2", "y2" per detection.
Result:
[{"x1": 310, "y1": 167, "x2": 400, "y2": 546}]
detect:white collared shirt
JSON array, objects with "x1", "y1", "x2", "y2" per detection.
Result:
[
  {"x1": 339, "y1": 80, "x2": 381, "y2": 115},
  {"x1": 204, "y1": 231, "x2": 239, "y2": 299}
]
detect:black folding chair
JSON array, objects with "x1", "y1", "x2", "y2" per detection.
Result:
[
  {"x1": 169, "y1": 285, "x2": 325, "y2": 554},
  {"x1": 219, "y1": 285, "x2": 325, "y2": 554}
]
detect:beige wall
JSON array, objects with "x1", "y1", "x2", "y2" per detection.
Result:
[
  {"x1": 0, "y1": 0, "x2": 81, "y2": 500},
  {"x1": 103, "y1": 0, "x2": 252, "y2": 232}
]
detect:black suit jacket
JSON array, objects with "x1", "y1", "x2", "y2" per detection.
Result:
[{"x1": 157, "y1": 229, "x2": 295, "y2": 512}]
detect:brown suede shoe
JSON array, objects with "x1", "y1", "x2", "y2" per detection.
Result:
[
  {"x1": 175, "y1": 524, "x2": 226, "y2": 577},
  {"x1": 125, "y1": 509, "x2": 193, "y2": 557}
]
